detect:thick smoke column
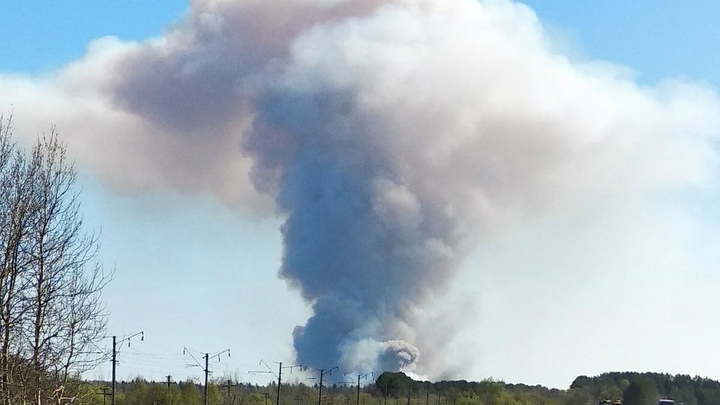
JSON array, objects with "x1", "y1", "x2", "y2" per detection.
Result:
[
  {"x1": 245, "y1": 29, "x2": 467, "y2": 371},
  {"x1": 2, "y1": 0, "x2": 719, "y2": 378},
  {"x1": 250, "y1": 87, "x2": 454, "y2": 371},
  {"x1": 241, "y1": 0, "x2": 719, "y2": 374},
  {"x1": 250, "y1": 90, "x2": 441, "y2": 370}
]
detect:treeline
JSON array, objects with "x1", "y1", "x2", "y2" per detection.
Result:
[
  {"x1": 78, "y1": 371, "x2": 720, "y2": 405},
  {"x1": 570, "y1": 372, "x2": 720, "y2": 405},
  {"x1": 374, "y1": 371, "x2": 564, "y2": 405},
  {"x1": 81, "y1": 378, "x2": 375, "y2": 405}
]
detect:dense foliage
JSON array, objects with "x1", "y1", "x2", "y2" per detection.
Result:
[
  {"x1": 570, "y1": 372, "x2": 720, "y2": 405},
  {"x1": 93, "y1": 372, "x2": 720, "y2": 405}
]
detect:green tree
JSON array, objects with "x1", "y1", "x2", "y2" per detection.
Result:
[
  {"x1": 599, "y1": 386, "x2": 622, "y2": 401},
  {"x1": 179, "y1": 380, "x2": 203, "y2": 405},
  {"x1": 456, "y1": 394, "x2": 482, "y2": 405},
  {"x1": 563, "y1": 388, "x2": 593, "y2": 405},
  {"x1": 623, "y1": 380, "x2": 658, "y2": 405},
  {"x1": 246, "y1": 391, "x2": 265, "y2": 405},
  {"x1": 571, "y1": 378, "x2": 594, "y2": 391},
  {"x1": 375, "y1": 372, "x2": 410, "y2": 399},
  {"x1": 207, "y1": 383, "x2": 222, "y2": 405},
  {"x1": 120, "y1": 379, "x2": 149, "y2": 405},
  {"x1": 145, "y1": 384, "x2": 174, "y2": 405}
]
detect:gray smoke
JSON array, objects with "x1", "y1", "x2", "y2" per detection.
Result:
[
  {"x1": 246, "y1": 79, "x2": 461, "y2": 372},
  {"x1": 239, "y1": 0, "x2": 720, "y2": 375},
  {"x1": 2, "y1": 0, "x2": 719, "y2": 378}
]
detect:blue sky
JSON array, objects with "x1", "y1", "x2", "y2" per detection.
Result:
[
  {"x1": 1, "y1": 1, "x2": 187, "y2": 73},
  {"x1": 4, "y1": 1, "x2": 720, "y2": 86},
  {"x1": 524, "y1": 1, "x2": 720, "y2": 88},
  {"x1": 2, "y1": 0, "x2": 719, "y2": 389}
]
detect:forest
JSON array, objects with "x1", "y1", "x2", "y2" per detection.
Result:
[{"x1": 74, "y1": 371, "x2": 720, "y2": 405}]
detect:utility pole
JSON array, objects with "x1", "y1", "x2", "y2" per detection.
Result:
[
  {"x1": 110, "y1": 331, "x2": 144, "y2": 405},
  {"x1": 167, "y1": 375, "x2": 172, "y2": 389},
  {"x1": 101, "y1": 386, "x2": 111, "y2": 405},
  {"x1": 263, "y1": 392, "x2": 271, "y2": 405},
  {"x1": 251, "y1": 360, "x2": 303, "y2": 405},
  {"x1": 204, "y1": 353, "x2": 210, "y2": 405},
  {"x1": 111, "y1": 336, "x2": 116, "y2": 405},
  {"x1": 318, "y1": 370, "x2": 323, "y2": 405},
  {"x1": 277, "y1": 362, "x2": 282, "y2": 405},
  {"x1": 183, "y1": 348, "x2": 231, "y2": 405},
  {"x1": 317, "y1": 367, "x2": 338, "y2": 405},
  {"x1": 275, "y1": 361, "x2": 304, "y2": 405},
  {"x1": 225, "y1": 379, "x2": 240, "y2": 405},
  {"x1": 345, "y1": 372, "x2": 372, "y2": 405}
]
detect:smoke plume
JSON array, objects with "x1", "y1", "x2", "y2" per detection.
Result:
[{"x1": 2, "y1": 0, "x2": 719, "y2": 378}]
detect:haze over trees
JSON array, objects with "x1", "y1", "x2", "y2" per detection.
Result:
[{"x1": 0, "y1": 116, "x2": 111, "y2": 404}]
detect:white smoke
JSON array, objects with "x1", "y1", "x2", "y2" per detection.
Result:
[{"x1": 341, "y1": 339, "x2": 420, "y2": 373}]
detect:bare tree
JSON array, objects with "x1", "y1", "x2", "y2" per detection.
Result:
[
  {"x1": 0, "y1": 114, "x2": 38, "y2": 405},
  {"x1": 0, "y1": 116, "x2": 111, "y2": 405}
]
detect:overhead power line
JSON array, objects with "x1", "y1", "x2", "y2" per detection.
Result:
[
  {"x1": 110, "y1": 331, "x2": 144, "y2": 405},
  {"x1": 184, "y1": 347, "x2": 231, "y2": 405}
]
